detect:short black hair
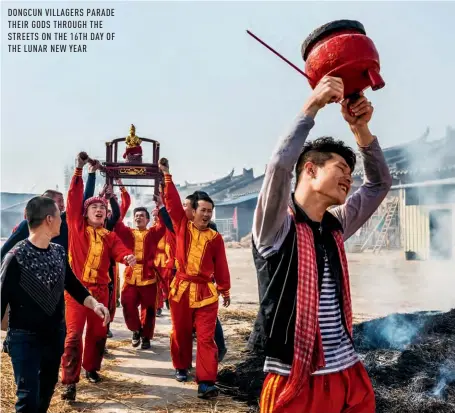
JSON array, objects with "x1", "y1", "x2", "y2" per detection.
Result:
[
  {"x1": 133, "y1": 207, "x2": 150, "y2": 220},
  {"x1": 25, "y1": 196, "x2": 59, "y2": 229},
  {"x1": 188, "y1": 191, "x2": 214, "y2": 210},
  {"x1": 295, "y1": 136, "x2": 356, "y2": 185},
  {"x1": 42, "y1": 189, "x2": 63, "y2": 199}
]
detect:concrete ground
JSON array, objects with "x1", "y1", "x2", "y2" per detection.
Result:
[{"x1": 2, "y1": 248, "x2": 455, "y2": 412}]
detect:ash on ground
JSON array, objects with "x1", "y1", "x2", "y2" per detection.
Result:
[{"x1": 217, "y1": 309, "x2": 455, "y2": 413}]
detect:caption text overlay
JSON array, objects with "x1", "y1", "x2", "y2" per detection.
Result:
[{"x1": 6, "y1": 8, "x2": 116, "y2": 53}]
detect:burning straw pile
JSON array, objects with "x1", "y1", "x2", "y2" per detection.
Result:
[
  {"x1": 354, "y1": 309, "x2": 455, "y2": 413},
  {"x1": 217, "y1": 309, "x2": 455, "y2": 413}
]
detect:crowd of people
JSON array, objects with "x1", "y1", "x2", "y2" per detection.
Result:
[
  {"x1": 1, "y1": 154, "x2": 231, "y2": 411},
  {"x1": 1, "y1": 75, "x2": 392, "y2": 413}
]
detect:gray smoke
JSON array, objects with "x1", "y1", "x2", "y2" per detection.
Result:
[{"x1": 432, "y1": 360, "x2": 455, "y2": 399}]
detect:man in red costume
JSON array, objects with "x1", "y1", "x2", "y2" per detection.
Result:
[
  {"x1": 114, "y1": 190, "x2": 166, "y2": 349},
  {"x1": 159, "y1": 160, "x2": 231, "y2": 400},
  {"x1": 61, "y1": 154, "x2": 136, "y2": 401}
]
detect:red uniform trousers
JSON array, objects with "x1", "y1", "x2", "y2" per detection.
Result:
[
  {"x1": 170, "y1": 288, "x2": 218, "y2": 383},
  {"x1": 260, "y1": 361, "x2": 375, "y2": 413},
  {"x1": 121, "y1": 282, "x2": 158, "y2": 339},
  {"x1": 61, "y1": 285, "x2": 109, "y2": 384},
  {"x1": 155, "y1": 268, "x2": 168, "y2": 309}
]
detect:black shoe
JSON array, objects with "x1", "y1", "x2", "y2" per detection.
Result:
[
  {"x1": 106, "y1": 329, "x2": 113, "y2": 339},
  {"x1": 61, "y1": 384, "x2": 76, "y2": 401},
  {"x1": 132, "y1": 331, "x2": 141, "y2": 347},
  {"x1": 197, "y1": 382, "x2": 219, "y2": 399},
  {"x1": 104, "y1": 347, "x2": 109, "y2": 355},
  {"x1": 141, "y1": 337, "x2": 151, "y2": 349},
  {"x1": 165, "y1": 299, "x2": 170, "y2": 310},
  {"x1": 116, "y1": 299, "x2": 121, "y2": 308},
  {"x1": 175, "y1": 369, "x2": 188, "y2": 382},
  {"x1": 218, "y1": 347, "x2": 227, "y2": 362},
  {"x1": 156, "y1": 308, "x2": 163, "y2": 317},
  {"x1": 85, "y1": 371, "x2": 101, "y2": 383}
]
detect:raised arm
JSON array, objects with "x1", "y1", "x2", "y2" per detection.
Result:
[
  {"x1": 330, "y1": 97, "x2": 392, "y2": 240},
  {"x1": 158, "y1": 161, "x2": 187, "y2": 232},
  {"x1": 253, "y1": 77, "x2": 346, "y2": 257},
  {"x1": 118, "y1": 182, "x2": 131, "y2": 221},
  {"x1": 160, "y1": 207, "x2": 174, "y2": 233},
  {"x1": 106, "y1": 192, "x2": 121, "y2": 231},
  {"x1": 84, "y1": 172, "x2": 96, "y2": 201},
  {"x1": 252, "y1": 114, "x2": 315, "y2": 257},
  {"x1": 66, "y1": 168, "x2": 85, "y2": 229},
  {"x1": 84, "y1": 160, "x2": 102, "y2": 202},
  {"x1": 67, "y1": 154, "x2": 88, "y2": 228}
]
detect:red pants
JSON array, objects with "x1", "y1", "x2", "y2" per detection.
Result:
[
  {"x1": 260, "y1": 362, "x2": 375, "y2": 413},
  {"x1": 156, "y1": 280, "x2": 167, "y2": 309},
  {"x1": 61, "y1": 285, "x2": 109, "y2": 384},
  {"x1": 121, "y1": 282, "x2": 157, "y2": 339},
  {"x1": 170, "y1": 289, "x2": 218, "y2": 383}
]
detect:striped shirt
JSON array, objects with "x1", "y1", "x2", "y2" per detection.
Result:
[{"x1": 264, "y1": 253, "x2": 358, "y2": 376}]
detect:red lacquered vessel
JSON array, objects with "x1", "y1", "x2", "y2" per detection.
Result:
[{"x1": 301, "y1": 20, "x2": 385, "y2": 98}]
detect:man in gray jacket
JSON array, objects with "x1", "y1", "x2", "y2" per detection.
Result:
[{"x1": 249, "y1": 76, "x2": 392, "y2": 413}]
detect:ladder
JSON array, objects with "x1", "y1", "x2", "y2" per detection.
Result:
[{"x1": 372, "y1": 197, "x2": 399, "y2": 254}]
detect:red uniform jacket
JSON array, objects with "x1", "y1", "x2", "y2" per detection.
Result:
[
  {"x1": 163, "y1": 174, "x2": 231, "y2": 309},
  {"x1": 114, "y1": 209, "x2": 166, "y2": 286},
  {"x1": 67, "y1": 168, "x2": 132, "y2": 286},
  {"x1": 165, "y1": 230, "x2": 177, "y2": 270},
  {"x1": 119, "y1": 187, "x2": 131, "y2": 221}
]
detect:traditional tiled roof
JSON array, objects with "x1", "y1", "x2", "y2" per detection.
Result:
[
  {"x1": 176, "y1": 168, "x2": 257, "y2": 201},
  {"x1": 353, "y1": 127, "x2": 455, "y2": 180}
]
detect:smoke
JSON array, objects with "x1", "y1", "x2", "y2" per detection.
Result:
[
  {"x1": 354, "y1": 311, "x2": 439, "y2": 351},
  {"x1": 432, "y1": 361, "x2": 455, "y2": 399},
  {"x1": 346, "y1": 126, "x2": 455, "y2": 400}
]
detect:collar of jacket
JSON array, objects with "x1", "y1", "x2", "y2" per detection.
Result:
[{"x1": 289, "y1": 193, "x2": 343, "y2": 234}]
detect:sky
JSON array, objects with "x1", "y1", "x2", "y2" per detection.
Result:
[{"x1": 1, "y1": 1, "x2": 455, "y2": 194}]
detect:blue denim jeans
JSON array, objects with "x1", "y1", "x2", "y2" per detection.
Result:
[
  {"x1": 6, "y1": 326, "x2": 66, "y2": 413},
  {"x1": 214, "y1": 317, "x2": 226, "y2": 351}
]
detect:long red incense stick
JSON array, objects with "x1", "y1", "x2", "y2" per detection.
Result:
[{"x1": 246, "y1": 30, "x2": 312, "y2": 81}]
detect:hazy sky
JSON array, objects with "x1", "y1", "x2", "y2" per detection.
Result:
[{"x1": 2, "y1": 1, "x2": 454, "y2": 193}]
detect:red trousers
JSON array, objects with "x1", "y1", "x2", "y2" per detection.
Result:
[
  {"x1": 156, "y1": 267, "x2": 171, "y2": 310},
  {"x1": 260, "y1": 362, "x2": 375, "y2": 413},
  {"x1": 121, "y1": 282, "x2": 157, "y2": 339},
  {"x1": 170, "y1": 289, "x2": 218, "y2": 383},
  {"x1": 61, "y1": 285, "x2": 109, "y2": 384},
  {"x1": 156, "y1": 280, "x2": 167, "y2": 309}
]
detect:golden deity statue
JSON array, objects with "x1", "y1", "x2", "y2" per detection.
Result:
[
  {"x1": 125, "y1": 124, "x2": 142, "y2": 148},
  {"x1": 123, "y1": 124, "x2": 143, "y2": 162}
]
